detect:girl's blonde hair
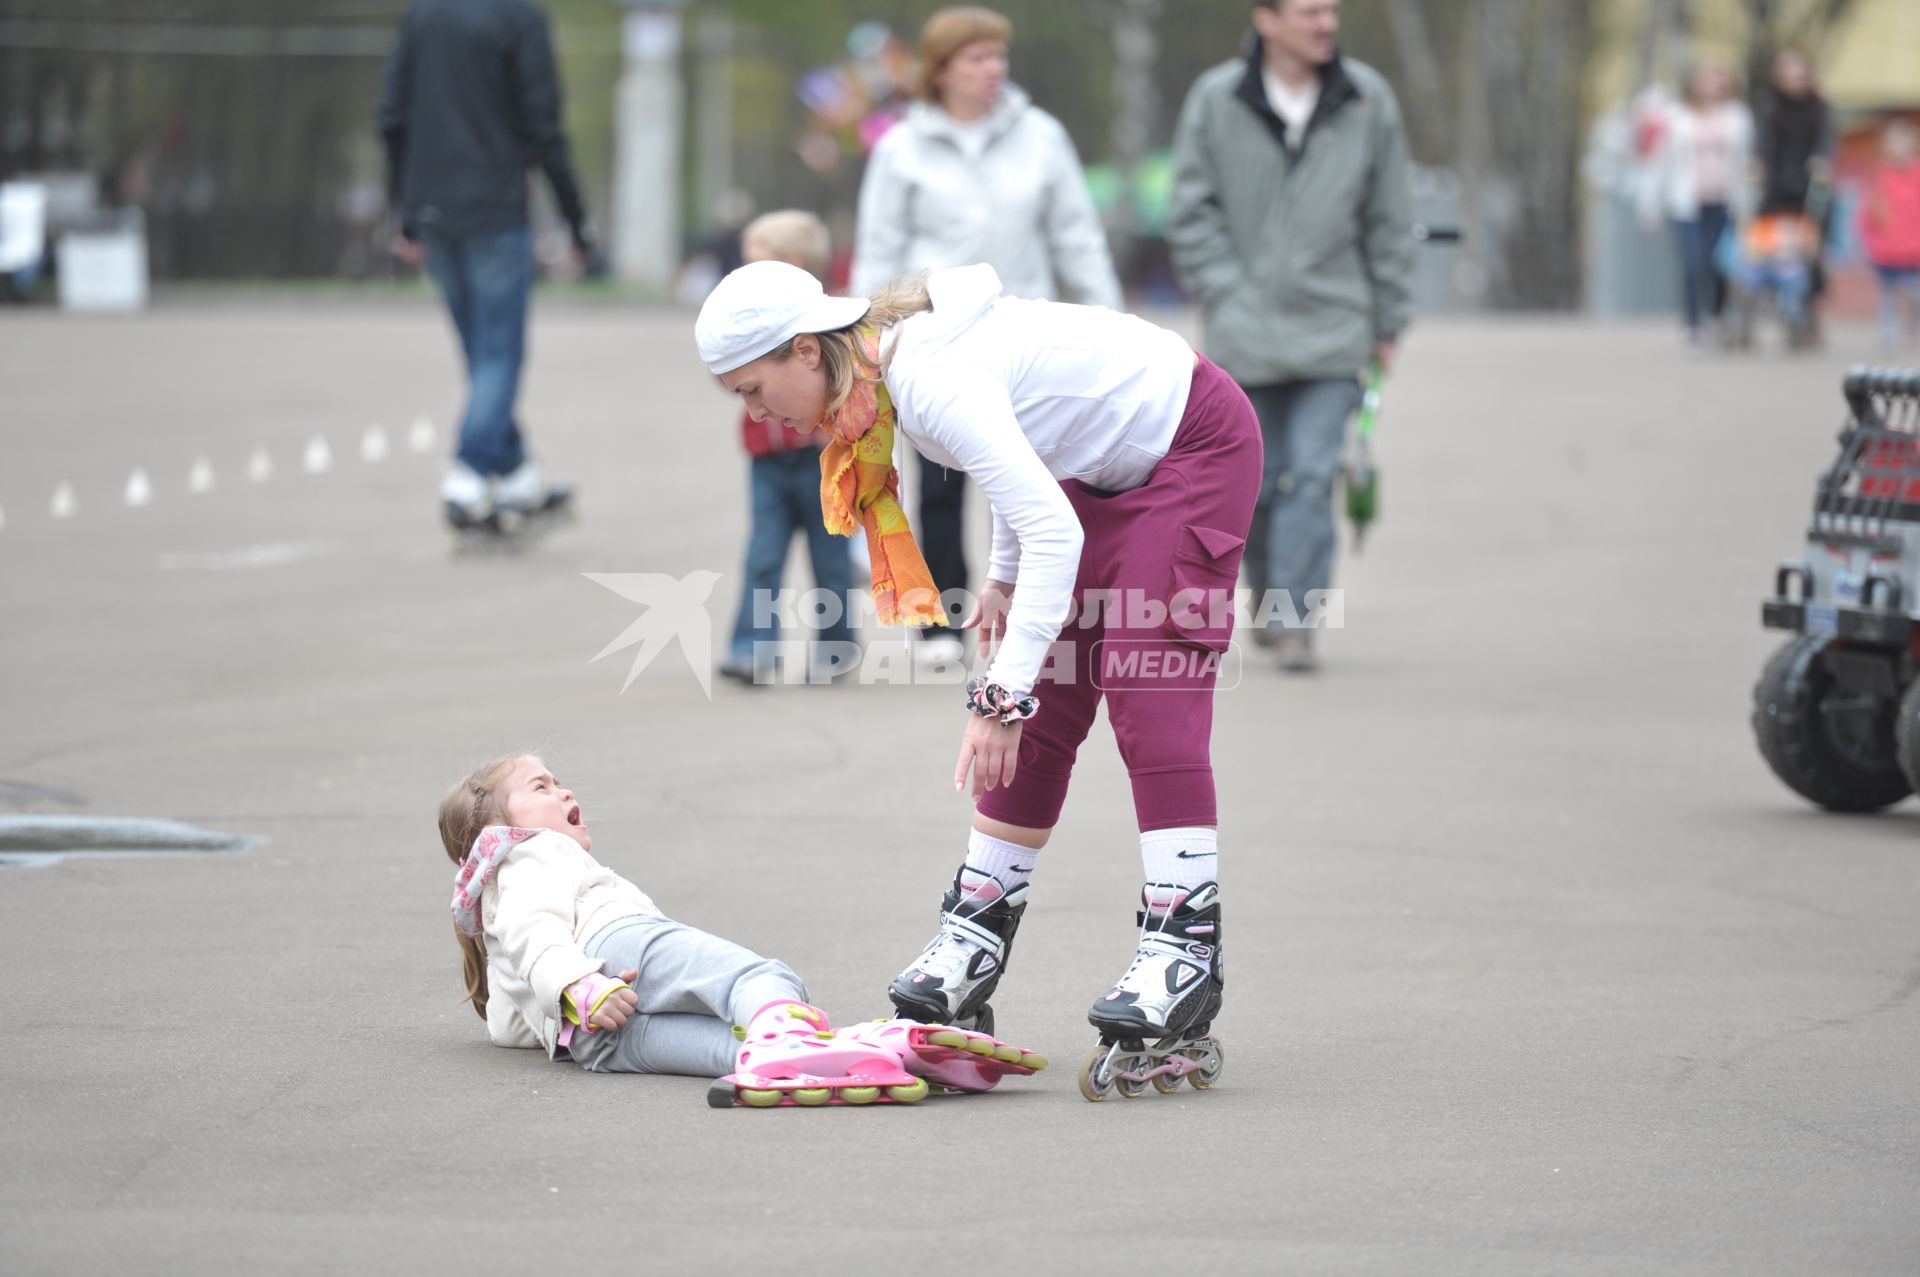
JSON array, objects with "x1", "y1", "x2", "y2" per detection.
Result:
[
  {"x1": 742, "y1": 209, "x2": 832, "y2": 278},
  {"x1": 1685, "y1": 56, "x2": 1739, "y2": 108},
  {"x1": 917, "y1": 7, "x2": 1013, "y2": 103},
  {"x1": 437, "y1": 754, "x2": 522, "y2": 1019},
  {"x1": 763, "y1": 273, "x2": 935, "y2": 419}
]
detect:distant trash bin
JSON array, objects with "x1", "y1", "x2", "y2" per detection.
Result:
[
  {"x1": 0, "y1": 181, "x2": 47, "y2": 279},
  {"x1": 57, "y1": 209, "x2": 149, "y2": 312}
]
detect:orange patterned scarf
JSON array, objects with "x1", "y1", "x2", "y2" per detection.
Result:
[{"x1": 819, "y1": 327, "x2": 944, "y2": 628}]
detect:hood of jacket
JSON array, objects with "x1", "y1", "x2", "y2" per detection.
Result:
[
  {"x1": 899, "y1": 83, "x2": 1034, "y2": 150},
  {"x1": 888, "y1": 264, "x2": 1005, "y2": 366}
]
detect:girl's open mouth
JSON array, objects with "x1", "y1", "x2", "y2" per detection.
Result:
[{"x1": 566, "y1": 805, "x2": 583, "y2": 826}]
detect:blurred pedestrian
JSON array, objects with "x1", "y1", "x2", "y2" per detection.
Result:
[
  {"x1": 851, "y1": 5, "x2": 1121, "y2": 669},
  {"x1": 720, "y1": 211, "x2": 859, "y2": 686},
  {"x1": 1639, "y1": 58, "x2": 1753, "y2": 350},
  {"x1": 1755, "y1": 48, "x2": 1834, "y2": 341},
  {"x1": 1757, "y1": 49, "x2": 1834, "y2": 217},
  {"x1": 1858, "y1": 121, "x2": 1920, "y2": 352},
  {"x1": 1168, "y1": 0, "x2": 1413, "y2": 673},
  {"x1": 378, "y1": 0, "x2": 591, "y2": 534}
]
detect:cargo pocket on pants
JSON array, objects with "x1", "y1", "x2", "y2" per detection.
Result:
[{"x1": 1163, "y1": 524, "x2": 1245, "y2": 652}]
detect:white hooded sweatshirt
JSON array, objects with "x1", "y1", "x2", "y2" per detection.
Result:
[
  {"x1": 479, "y1": 829, "x2": 661, "y2": 1055},
  {"x1": 852, "y1": 86, "x2": 1121, "y2": 309}
]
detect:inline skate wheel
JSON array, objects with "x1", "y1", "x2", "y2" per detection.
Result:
[
  {"x1": 1190, "y1": 1038, "x2": 1223, "y2": 1090},
  {"x1": 886, "y1": 1079, "x2": 930, "y2": 1103},
  {"x1": 792, "y1": 1087, "x2": 832, "y2": 1106},
  {"x1": 1078, "y1": 1045, "x2": 1116, "y2": 1102},
  {"x1": 839, "y1": 1086, "x2": 879, "y2": 1105},
  {"x1": 1115, "y1": 1066, "x2": 1149, "y2": 1099},
  {"x1": 1151, "y1": 1071, "x2": 1183, "y2": 1094},
  {"x1": 738, "y1": 1087, "x2": 783, "y2": 1108}
]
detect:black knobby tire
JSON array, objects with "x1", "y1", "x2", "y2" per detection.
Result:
[
  {"x1": 1752, "y1": 635, "x2": 1911, "y2": 812},
  {"x1": 1894, "y1": 678, "x2": 1920, "y2": 796}
]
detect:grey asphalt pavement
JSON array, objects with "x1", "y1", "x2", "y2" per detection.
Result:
[{"x1": 1, "y1": 299, "x2": 1915, "y2": 1275}]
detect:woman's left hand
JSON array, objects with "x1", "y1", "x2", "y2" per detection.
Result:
[{"x1": 955, "y1": 714, "x2": 1023, "y2": 800}]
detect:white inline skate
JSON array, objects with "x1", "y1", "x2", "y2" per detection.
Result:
[
  {"x1": 1079, "y1": 882, "x2": 1225, "y2": 1101},
  {"x1": 888, "y1": 866, "x2": 1028, "y2": 1038}
]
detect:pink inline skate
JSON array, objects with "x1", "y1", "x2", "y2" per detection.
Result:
[
  {"x1": 708, "y1": 1000, "x2": 930, "y2": 1109},
  {"x1": 837, "y1": 1018, "x2": 1048, "y2": 1094}
]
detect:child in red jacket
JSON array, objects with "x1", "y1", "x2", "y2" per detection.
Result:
[
  {"x1": 1859, "y1": 121, "x2": 1920, "y2": 351},
  {"x1": 720, "y1": 212, "x2": 859, "y2": 685}
]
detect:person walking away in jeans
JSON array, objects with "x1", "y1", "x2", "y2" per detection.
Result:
[
  {"x1": 379, "y1": 0, "x2": 593, "y2": 530},
  {"x1": 1168, "y1": 0, "x2": 1413, "y2": 673}
]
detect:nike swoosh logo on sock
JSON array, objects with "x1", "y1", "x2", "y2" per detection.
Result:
[
  {"x1": 1011, "y1": 864, "x2": 1032, "y2": 873},
  {"x1": 1174, "y1": 849, "x2": 1216, "y2": 859}
]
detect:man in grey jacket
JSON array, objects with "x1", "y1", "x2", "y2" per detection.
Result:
[{"x1": 1169, "y1": 0, "x2": 1413, "y2": 671}]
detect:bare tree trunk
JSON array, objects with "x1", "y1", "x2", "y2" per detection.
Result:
[
  {"x1": 1454, "y1": 0, "x2": 1501, "y2": 304},
  {"x1": 1381, "y1": 0, "x2": 1450, "y2": 149},
  {"x1": 1469, "y1": 0, "x2": 1593, "y2": 308},
  {"x1": 1106, "y1": 0, "x2": 1160, "y2": 273}
]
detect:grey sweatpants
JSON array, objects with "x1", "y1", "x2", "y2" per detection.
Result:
[{"x1": 563, "y1": 915, "x2": 807, "y2": 1077}]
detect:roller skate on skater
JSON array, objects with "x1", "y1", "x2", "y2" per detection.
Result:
[
  {"x1": 888, "y1": 866, "x2": 1028, "y2": 1037},
  {"x1": 446, "y1": 460, "x2": 574, "y2": 554},
  {"x1": 837, "y1": 1016, "x2": 1048, "y2": 1095},
  {"x1": 1079, "y1": 882, "x2": 1226, "y2": 1101},
  {"x1": 707, "y1": 999, "x2": 929, "y2": 1109}
]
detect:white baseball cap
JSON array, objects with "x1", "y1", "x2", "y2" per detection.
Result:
[{"x1": 694, "y1": 261, "x2": 872, "y2": 375}]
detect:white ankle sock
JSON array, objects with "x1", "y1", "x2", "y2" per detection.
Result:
[
  {"x1": 1141, "y1": 826, "x2": 1217, "y2": 898},
  {"x1": 962, "y1": 828, "x2": 1039, "y2": 897}
]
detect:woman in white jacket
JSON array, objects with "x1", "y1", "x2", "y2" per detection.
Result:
[
  {"x1": 852, "y1": 6, "x2": 1122, "y2": 664},
  {"x1": 1639, "y1": 59, "x2": 1755, "y2": 347},
  {"x1": 696, "y1": 259, "x2": 1258, "y2": 1097}
]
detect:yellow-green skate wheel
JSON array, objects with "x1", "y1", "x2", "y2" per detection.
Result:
[
  {"x1": 739, "y1": 1088, "x2": 783, "y2": 1108},
  {"x1": 885, "y1": 1078, "x2": 929, "y2": 1103},
  {"x1": 991, "y1": 1043, "x2": 1024, "y2": 1064},
  {"x1": 792, "y1": 1087, "x2": 832, "y2": 1106},
  {"x1": 926, "y1": 1029, "x2": 970, "y2": 1049},
  {"x1": 959, "y1": 1036, "x2": 995, "y2": 1055},
  {"x1": 1021, "y1": 1053, "x2": 1048, "y2": 1072},
  {"x1": 839, "y1": 1086, "x2": 879, "y2": 1105}
]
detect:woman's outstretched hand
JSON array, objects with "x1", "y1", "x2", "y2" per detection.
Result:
[
  {"x1": 961, "y1": 578, "x2": 1015, "y2": 660},
  {"x1": 956, "y1": 715, "x2": 1023, "y2": 801}
]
